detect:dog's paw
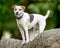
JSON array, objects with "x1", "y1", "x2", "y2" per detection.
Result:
[
  {"x1": 26, "y1": 40, "x2": 29, "y2": 43},
  {"x1": 22, "y1": 41, "x2": 25, "y2": 45}
]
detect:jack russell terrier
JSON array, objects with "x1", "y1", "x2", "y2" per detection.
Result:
[{"x1": 12, "y1": 5, "x2": 50, "y2": 44}]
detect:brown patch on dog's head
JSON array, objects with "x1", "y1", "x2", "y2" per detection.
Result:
[
  {"x1": 12, "y1": 5, "x2": 25, "y2": 16},
  {"x1": 21, "y1": 6, "x2": 25, "y2": 10},
  {"x1": 12, "y1": 5, "x2": 16, "y2": 8},
  {"x1": 12, "y1": 5, "x2": 25, "y2": 10}
]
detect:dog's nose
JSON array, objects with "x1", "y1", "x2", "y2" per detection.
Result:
[{"x1": 16, "y1": 12, "x2": 18, "y2": 15}]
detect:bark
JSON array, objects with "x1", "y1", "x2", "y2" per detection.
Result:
[{"x1": 0, "y1": 28, "x2": 60, "y2": 48}]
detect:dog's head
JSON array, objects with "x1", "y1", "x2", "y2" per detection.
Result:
[{"x1": 12, "y1": 5, "x2": 25, "y2": 17}]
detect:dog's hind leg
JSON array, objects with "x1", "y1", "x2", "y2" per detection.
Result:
[{"x1": 39, "y1": 21, "x2": 46, "y2": 33}]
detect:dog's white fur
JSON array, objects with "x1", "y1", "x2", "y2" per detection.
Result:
[{"x1": 12, "y1": 5, "x2": 50, "y2": 44}]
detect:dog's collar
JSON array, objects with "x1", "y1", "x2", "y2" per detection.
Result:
[{"x1": 15, "y1": 13, "x2": 24, "y2": 20}]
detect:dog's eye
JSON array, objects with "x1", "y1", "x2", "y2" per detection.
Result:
[
  {"x1": 15, "y1": 9, "x2": 17, "y2": 10},
  {"x1": 19, "y1": 9, "x2": 21, "y2": 11}
]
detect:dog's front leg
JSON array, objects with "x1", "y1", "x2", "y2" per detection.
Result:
[
  {"x1": 19, "y1": 27, "x2": 25, "y2": 44},
  {"x1": 24, "y1": 26, "x2": 29, "y2": 43}
]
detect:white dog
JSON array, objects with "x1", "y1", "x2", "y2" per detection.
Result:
[{"x1": 12, "y1": 5, "x2": 50, "y2": 44}]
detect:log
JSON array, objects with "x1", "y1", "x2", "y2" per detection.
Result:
[{"x1": 0, "y1": 28, "x2": 60, "y2": 48}]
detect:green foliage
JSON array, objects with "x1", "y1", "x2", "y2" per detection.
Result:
[
  {"x1": 0, "y1": 0, "x2": 60, "y2": 35},
  {"x1": 28, "y1": 2, "x2": 58, "y2": 29}
]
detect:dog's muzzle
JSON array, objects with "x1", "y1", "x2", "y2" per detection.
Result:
[
  {"x1": 15, "y1": 13, "x2": 24, "y2": 19},
  {"x1": 16, "y1": 12, "x2": 18, "y2": 15},
  {"x1": 16, "y1": 12, "x2": 22, "y2": 16}
]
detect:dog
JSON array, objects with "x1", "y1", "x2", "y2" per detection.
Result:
[{"x1": 12, "y1": 5, "x2": 50, "y2": 44}]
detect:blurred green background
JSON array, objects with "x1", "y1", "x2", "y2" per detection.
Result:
[{"x1": 0, "y1": 0, "x2": 60, "y2": 39}]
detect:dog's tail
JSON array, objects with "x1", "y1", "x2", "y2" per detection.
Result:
[{"x1": 44, "y1": 10, "x2": 50, "y2": 19}]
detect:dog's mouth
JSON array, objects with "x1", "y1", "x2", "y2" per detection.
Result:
[
  {"x1": 16, "y1": 13, "x2": 19, "y2": 15},
  {"x1": 16, "y1": 13, "x2": 21, "y2": 16}
]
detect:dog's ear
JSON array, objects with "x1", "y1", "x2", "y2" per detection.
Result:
[
  {"x1": 12, "y1": 5, "x2": 16, "y2": 8},
  {"x1": 21, "y1": 6, "x2": 25, "y2": 10}
]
